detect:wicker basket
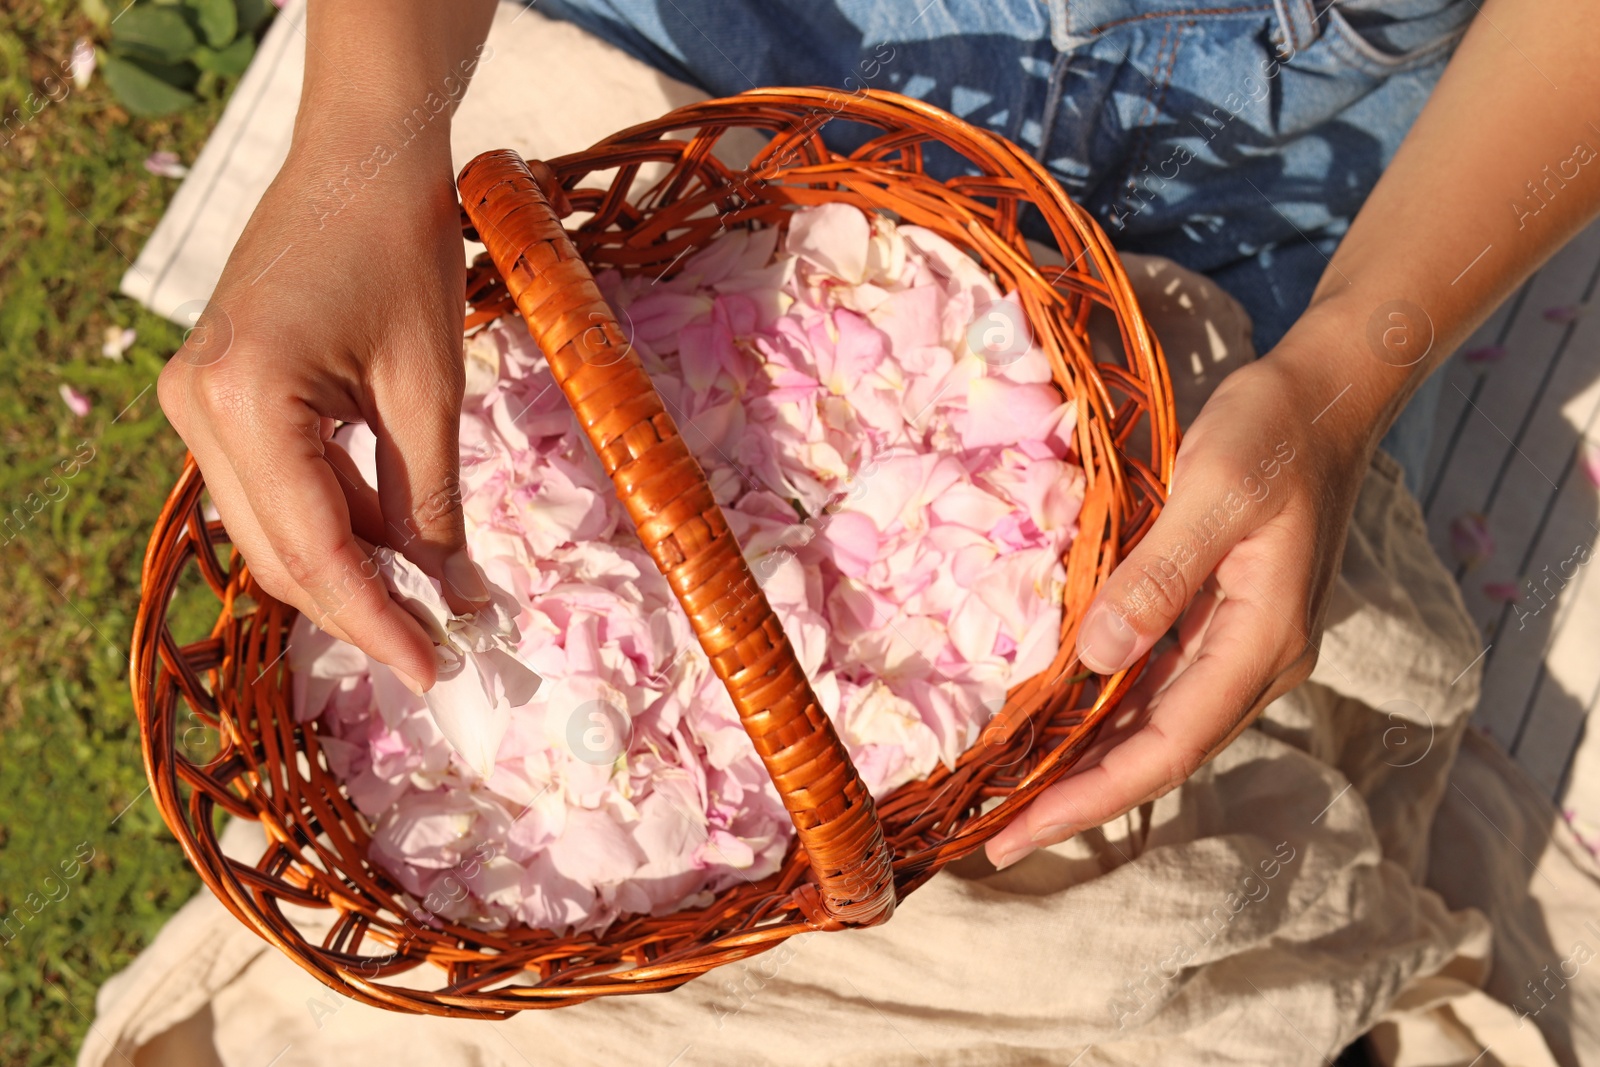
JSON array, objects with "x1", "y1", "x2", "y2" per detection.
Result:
[{"x1": 132, "y1": 88, "x2": 1176, "y2": 1017}]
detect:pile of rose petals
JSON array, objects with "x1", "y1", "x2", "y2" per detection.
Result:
[{"x1": 290, "y1": 204, "x2": 1084, "y2": 934}]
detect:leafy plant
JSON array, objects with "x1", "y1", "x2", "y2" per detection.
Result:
[{"x1": 87, "y1": 0, "x2": 273, "y2": 116}]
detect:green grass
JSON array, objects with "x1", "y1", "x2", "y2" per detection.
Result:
[{"x1": 0, "y1": 4, "x2": 247, "y2": 1063}]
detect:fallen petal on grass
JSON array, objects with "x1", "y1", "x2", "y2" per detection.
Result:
[
  {"x1": 59, "y1": 383, "x2": 91, "y2": 417},
  {"x1": 142, "y1": 151, "x2": 189, "y2": 179},
  {"x1": 70, "y1": 38, "x2": 95, "y2": 89},
  {"x1": 101, "y1": 325, "x2": 136, "y2": 360}
]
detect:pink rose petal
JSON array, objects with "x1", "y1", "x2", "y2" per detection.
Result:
[
  {"x1": 818, "y1": 509, "x2": 880, "y2": 578},
  {"x1": 70, "y1": 37, "x2": 95, "y2": 89},
  {"x1": 1483, "y1": 580, "x2": 1522, "y2": 603},
  {"x1": 958, "y1": 377, "x2": 1067, "y2": 449},
  {"x1": 143, "y1": 151, "x2": 189, "y2": 179},
  {"x1": 1449, "y1": 512, "x2": 1495, "y2": 570},
  {"x1": 1543, "y1": 304, "x2": 1583, "y2": 324},
  {"x1": 59, "y1": 383, "x2": 90, "y2": 417},
  {"x1": 302, "y1": 203, "x2": 1081, "y2": 933},
  {"x1": 1581, "y1": 440, "x2": 1600, "y2": 489},
  {"x1": 787, "y1": 202, "x2": 870, "y2": 283}
]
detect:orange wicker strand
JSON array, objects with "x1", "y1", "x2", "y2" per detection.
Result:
[
  {"x1": 456, "y1": 149, "x2": 896, "y2": 928},
  {"x1": 131, "y1": 89, "x2": 1177, "y2": 1016}
]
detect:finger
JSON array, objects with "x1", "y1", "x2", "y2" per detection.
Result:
[
  {"x1": 1104, "y1": 578, "x2": 1225, "y2": 728},
  {"x1": 981, "y1": 582, "x2": 1222, "y2": 868},
  {"x1": 985, "y1": 595, "x2": 1219, "y2": 864},
  {"x1": 217, "y1": 390, "x2": 440, "y2": 690},
  {"x1": 184, "y1": 422, "x2": 365, "y2": 650},
  {"x1": 367, "y1": 351, "x2": 487, "y2": 614},
  {"x1": 1076, "y1": 447, "x2": 1284, "y2": 677},
  {"x1": 986, "y1": 580, "x2": 1289, "y2": 869},
  {"x1": 162, "y1": 361, "x2": 375, "y2": 651},
  {"x1": 527, "y1": 159, "x2": 574, "y2": 217},
  {"x1": 322, "y1": 436, "x2": 388, "y2": 546}
]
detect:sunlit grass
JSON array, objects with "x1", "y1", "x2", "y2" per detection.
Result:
[{"x1": 0, "y1": 3, "x2": 243, "y2": 1062}]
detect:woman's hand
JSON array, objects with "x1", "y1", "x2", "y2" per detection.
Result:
[
  {"x1": 157, "y1": 1, "x2": 497, "y2": 692},
  {"x1": 985, "y1": 338, "x2": 1372, "y2": 869},
  {"x1": 158, "y1": 128, "x2": 479, "y2": 692},
  {"x1": 988, "y1": 0, "x2": 1600, "y2": 869}
]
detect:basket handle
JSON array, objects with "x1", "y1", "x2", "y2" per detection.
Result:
[{"x1": 457, "y1": 150, "x2": 895, "y2": 927}]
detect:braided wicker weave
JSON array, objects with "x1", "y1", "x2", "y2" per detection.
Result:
[{"x1": 132, "y1": 88, "x2": 1176, "y2": 1016}]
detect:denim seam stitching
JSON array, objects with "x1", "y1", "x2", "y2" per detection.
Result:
[
  {"x1": 1322, "y1": 10, "x2": 1468, "y2": 77},
  {"x1": 1124, "y1": 18, "x2": 1187, "y2": 212},
  {"x1": 1075, "y1": 4, "x2": 1271, "y2": 41},
  {"x1": 1130, "y1": 19, "x2": 1178, "y2": 181},
  {"x1": 1273, "y1": 0, "x2": 1312, "y2": 55},
  {"x1": 1130, "y1": 20, "x2": 1176, "y2": 136},
  {"x1": 1275, "y1": 0, "x2": 1298, "y2": 55}
]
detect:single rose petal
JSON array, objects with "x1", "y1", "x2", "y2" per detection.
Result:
[
  {"x1": 871, "y1": 284, "x2": 942, "y2": 354},
  {"x1": 546, "y1": 807, "x2": 647, "y2": 886},
  {"x1": 957, "y1": 377, "x2": 1066, "y2": 449},
  {"x1": 59, "y1": 383, "x2": 90, "y2": 417},
  {"x1": 1449, "y1": 512, "x2": 1495, "y2": 570},
  {"x1": 815, "y1": 309, "x2": 885, "y2": 395},
  {"x1": 929, "y1": 482, "x2": 1013, "y2": 533},
  {"x1": 1543, "y1": 304, "x2": 1583, "y2": 324},
  {"x1": 101, "y1": 325, "x2": 136, "y2": 360},
  {"x1": 143, "y1": 151, "x2": 189, "y2": 179},
  {"x1": 948, "y1": 592, "x2": 1002, "y2": 664},
  {"x1": 463, "y1": 331, "x2": 501, "y2": 397},
  {"x1": 787, "y1": 202, "x2": 871, "y2": 284},
  {"x1": 818, "y1": 509, "x2": 880, "y2": 578},
  {"x1": 1010, "y1": 603, "x2": 1063, "y2": 683},
  {"x1": 1581, "y1": 440, "x2": 1600, "y2": 489},
  {"x1": 70, "y1": 37, "x2": 95, "y2": 88},
  {"x1": 1483, "y1": 580, "x2": 1522, "y2": 603}
]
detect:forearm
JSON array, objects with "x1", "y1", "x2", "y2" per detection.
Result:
[
  {"x1": 294, "y1": 0, "x2": 498, "y2": 157},
  {"x1": 1272, "y1": 0, "x2": 1600, "y2": 456}
]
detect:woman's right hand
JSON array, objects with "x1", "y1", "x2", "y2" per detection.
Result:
[
  {"x1": 159, "y1": 0, "x2": 499, "y2": 690},
  {"x1": 158, "y1": 108, "x2": 485, "y2": 693}
]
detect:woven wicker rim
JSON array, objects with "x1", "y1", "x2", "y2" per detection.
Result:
[{"x1": 131, "y1": 88, "x2": 1177, "y2": 1017}]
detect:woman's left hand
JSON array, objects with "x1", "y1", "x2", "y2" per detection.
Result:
[{"x1": 984, "y1": 342, "x2": 1372, "y2": 869}]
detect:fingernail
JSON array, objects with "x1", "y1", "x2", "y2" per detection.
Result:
[
  {"x1": 1030, "y1": 823, "x2": 1076, "y2": 847},
  {"x1": 1079, "y1": 603, "x2": 1136, "y2": 674},
  {"x1": 444, "y1": 550, "x2": 490, "y2": 604},
  {"x1": 990, "y1": 843, "x2": 1036, "y2": 871},
  {"x1": 393, "y1": 667, "x2": 428, "y2": 696}
]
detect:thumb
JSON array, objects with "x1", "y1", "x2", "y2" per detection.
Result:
[
  {"x1": 368, "y1": 354, "x2": 488, "y2": 613},
  {"x1": 1077, "y1": 453, "x2": 1275, "y2": 674}
]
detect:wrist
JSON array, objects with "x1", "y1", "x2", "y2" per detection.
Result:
[
  {"x1": 291, "y1": 76, "x2": 463, "y2": 173},
  {"x1": 293, "y1": 3, "x2": 495, "y2": 167},
  {"x1": 279, "y1": 116, "x2": 458, "y2": 239},
  {"x1": 1262, "y1": 293, "x2": 1428, "y2": 462},
  {"x1": 288, "y1": 109, "x2": 456, "y2": 184}
]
